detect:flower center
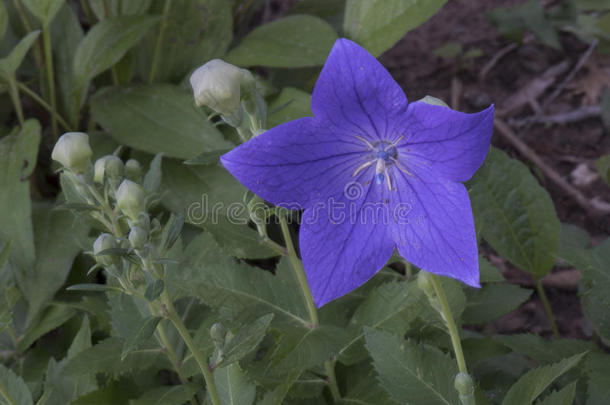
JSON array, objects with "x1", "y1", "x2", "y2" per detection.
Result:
[{"x1": 352, "y1": 136, "x2": 411, "y2": 191}]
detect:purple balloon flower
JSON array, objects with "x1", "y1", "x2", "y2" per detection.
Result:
[{"x1": 221, "y1": 39, "x2": 494, "y2": 307}]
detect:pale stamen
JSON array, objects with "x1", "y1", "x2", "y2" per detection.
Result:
[{"x1": 353, "y1": 159, "x2": 375, "y2": 177}]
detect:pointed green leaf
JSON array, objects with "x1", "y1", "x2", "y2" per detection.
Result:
[
  {"x1": 144, "y1": 279, "x2": 164, "y2": 302},
  {"x1": 141, "y1": 0, "x2": 232, "y2": 82},
  {"x1": 338, "y1": 280, "x2": 424, "y2": 365},
  {"x1": 18, "y1": 304, "x2": 76, "y2": 352},
  {"x1": 584, "y1": 352, "x2": 610, "y2": 405},
  {"x1": 267, "y1": 87, "x2": 312, "y2": 127},
  {"x1": 66, "y1": 284, "x2": 121, "y2": 293},
  {"x1": 496, "y1": 333, "x2": 596, "y2": 365},
  {"x1": 562, "y1": 239, "x2": 610, "y2": 340},
  {"x1": 20, "y1": 0, "x2": 63, "y2": 24},
  {"x1": 73, "y1": 15, "x2": 160, "y2": 84},
  {"x1": 501, "y1": 352, "x2": 586, "y2": 405},
  {"x1": 226, "y1": 15, "x2": 338, "y2": 67},
  {"x1": 90, "y1": 85, "x2": 231, "y2": 159},
  {"x1": 220, "y1": 313, "x2": 274, "y2": 367},
  {"x1": 340, "y1": 361, "x2": 398, "y2": 405},
  {"x1": 172, "y1": 234, "x2": 309, "y2": 326},
  {"x1": 20, "y1": 204, "x2": 89, "y2": 321},
  {"x1": 121, "y1": 316, "x2": 161, "y2": 360},
  {"x1": 130, "y1": 385, "x2": 195, "y2": 405},
  {"x1": 143, "y1": 153, "x2": 162, "y2": 193},
  {"x1": 535, "y1": 380, "x2": 577, "y2": 405},
  {"x1": 0, "y1": 364, "x2": 33, "y2": 405},
  {"x1": 469, "y1": 148, "x2": 560, "y2": 279},
  {"x1": 0, "y1": 30, "x2": 40, "y2": 78},
  {"x1": 463, "y1": 283, "x2": 532, "y2": 324},
  {"x1": 0, "y1": 120, "x2": 40, "y2": 287},
  {"x1": 344, "y1": 0, "x2": 447, "y2": 56},
  {"x1": 215, "y1": 364, "x2": 256, "y2": 405},
  {"x1": 365, "y1": 328, "x2": 460, "y2": 405},
  {"x1": 62, "y1": 337, "x2": 162, "y2": 377}
]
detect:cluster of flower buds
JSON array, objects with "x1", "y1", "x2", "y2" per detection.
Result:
[
  {"x1": 189, "y1": 59, "x2": 266, "y2": 140},
  {"x1": 51, "y1": 132, "x2": 171, "y2": 297}
]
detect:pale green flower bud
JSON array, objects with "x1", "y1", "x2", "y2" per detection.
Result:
[
  {"x1": 51, "y1": 132, "x2": 92, "y2": 173},
  {"x1": 116, "y1": 180, "x2": 146, "y2": 221},
  {"x1": 93, "y1": 233, "x2": 119, "y2": 266},
  {"x1": 124, "y1": 159, "x2": 142, "y2": 181},
  {"x1": 128, "y1": 226, "x2": 147, "y2": 249},
  {"x1": 190, "y1": 59, "x2": 245, "y2": 119},
  {"x1": 94, "y1": 155, "x2": 124, "y2": 183},
  {"x1": 454, "y1": 372, "x2": 475, "y2": 404},
  {"x1": 210, "y1": 323, "x2": 226, "y2": 347}
]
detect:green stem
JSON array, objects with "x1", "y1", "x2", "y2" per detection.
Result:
[
  {"x1": 149, "y1": 0, "x2": 172, "y2": 83},
  {"x1": 536, "y1": 280, "x2": 560, "y2": 338},
  {"x1": 12, "y1": 0, "x2": 44, "y2": 75},
  {"x1": 7, "y1": 78, "x2": 25, "y2": 125},
  {"x1": 278, "y1": 215, "x2": 341, "y2": 401},
  {"x1": 42, "y1": 22, "x2": 58, "y2": 138},
  {"x1": 162, "y1": 292, "x2": 222, "y2": 405},
  {"x1": 17, "y1": 82, "x2": 72, "y2": 131},
  {"x1": 279, "y1": 215, "x2": 318, "y2": 325},
  {"x1": 429, "y1": 274, "x2": 468, "y2": 374}
]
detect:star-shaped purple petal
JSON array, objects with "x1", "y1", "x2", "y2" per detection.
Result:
[{"x1": 221, "y1": 38, "x2": 494, "y2": 307}]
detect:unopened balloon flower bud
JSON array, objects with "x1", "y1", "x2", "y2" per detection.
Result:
[
  {"x1": 124, "y1": 159, "x2": 142, "y2": 181},
  {"x1": 93, "y1": 233, "x2": 119, "y2": 266},
  {"x1": 210, "y1": 323, "x2": 226, "y2": 347},
  {"x1": 128, "y1": 226, "x2": 147, "y2": 249},
  {"x1": 454, "y1": 372, "x2": 475, "y2": 402},
  {"x1": 51, "y1": 132, "x2": 92, "y2": 173},
  {"x1": 116, "y1": 180, "x2": 146, "y2": 221},
  {"x1": 94, "y1": 155, "x2": 124, "y2": 183},
  {"x1": 190, "y1": 59, "x2": 245, "y2": 119}
]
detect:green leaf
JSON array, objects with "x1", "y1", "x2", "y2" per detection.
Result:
[
  {"x1": 562, "y1": 239, "x2": 610, "y2": 340},
  {"x1": 0, "y1": 30, "x2": 41, "y2": 78},
  {"x1": 121, "y1": 316, "x2": 161, "y2": 360},
  {"x1": 595, "y1": 154, "x2": 610, "y2": 185},
  {"x1": 469, "y1": 148, "x2": 560, "y2": 279},
  {"x1": 143, "y1": 153, "x2": 162, "y2": 193},
  {"x1": 172, "y1": 234, "x2": 308, "y2": 325},
  {"x1": 144, "y1": 279, "x2": 164, "y2": 302},
  {"x1": 462, "y1": 283, "x2": 532, "y2": 324},
  {"x1": 43, "y1": 317, "x2": 97, "y2": 405},
  {"x1": 0, "y1": 1, "x2": 8, "y2": 46},
  {"x1": 344, "y1": 0, "x2": 448, "y2": 56},
  {"x1": 479, "y1": 256, "x2": 505, "y2": 283},
  {"x1": 70, "y1": 379, "x2": 138, "y2": 405},
  {"x1": 19, "y1": 204, "x2": 89, "y2": 322},
  {"x1": 18, "y1": 304, "x2": 76, "y2": 352},
  {"x1": 365, "y1": 328, "x2": 460, "y2": 405},
  {"x1": 496, "y1": 333, "x2": 596, "y2": 365},
  {"x1": 267, "y1": 87, "x2": 312, "y2": 128},
  {"x1": 215, "y1": 364, "x2": 256, "y2": 405},
  {"x1": 62, "y1": 337, "x2": 162, "y2": 377},
  {"x1": 90, "y1": 84, "x2": 232, "y2": 159},
  {"x1": 50, "y1": 3, "x2": 84, "y2": 124},
  {"x1": 501, "y1": 352, "x2": 586, "y2": 405},
  {"x1": 338, "y1": 280, "x2": 424, "y2": 365},
  {"x1": 226, "y1": 15, "x2": 338, "y2": 67},
  {"x1": 73, "y1": 15, "x2": 159, "y2": 101},
  {"x1": 0, "y1": 364, "x2": 33, "y2": 405},
  {"x1": 66, "y1": 283, "x2": 121, "y2": 293},
  {"x1": 488, "y1": 0, "x2": 562, "y2": 50},
  {"x1": 89, "y1": 0, "x2": 152, "y2": 20},
  {"x1": 218, "y1": 314, "x2": 273, "y2": 367},
  {"x1": 161, "y1": 159, "x2": 276, "y2": 259},
  {"x1": 584, "y1": 352, "x2": 610, "y2": 405},
  {"x1": 130, "y1": 385, "x2": 195, "y2": 405},
  {"x1": 340, "y1": 361, "x2": 398, "y2": 405},
  {"x1": 559, "y1": 223, "x2": 591, "y2": 254},
  {"x1": 20, "y1": 0, "x2": 63, "y2": 24},
  {"x1": 183, "y1": 149, "x2": 231, "y2": 166},
  {"x1": 141, "y1": 0, "x2": 232, "y2": 82},
  {"x1": 535, "y1": 380, "x2": 576, "y2": 405}
]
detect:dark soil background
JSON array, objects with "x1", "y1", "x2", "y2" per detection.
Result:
[{"x1": 265, "y1": 0, "x2": 610, "y2": 340}]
